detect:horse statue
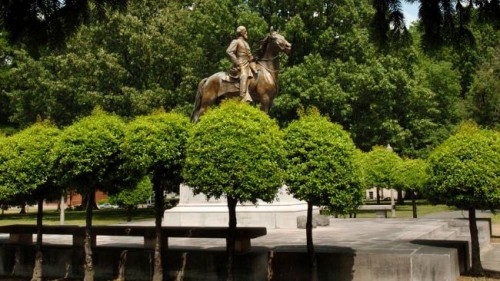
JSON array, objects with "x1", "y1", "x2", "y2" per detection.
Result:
[{"x1": 190, "y1": 30, "x2": 292, "y2": 122}]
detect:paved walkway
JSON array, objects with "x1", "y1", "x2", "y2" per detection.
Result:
[
  {"x1": 422, "y1": 210, "x2": 500, "y2": 272},
  {"x1": 2, "y1": 210, "x2": 498, "y2": 274}
]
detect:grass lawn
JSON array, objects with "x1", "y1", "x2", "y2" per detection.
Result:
[
  {"x1": 0, "y1": 207, "x2": 156, "y2": 226},
  {"x1": 1, "y1": 200, "x2": 499, "y2": 226},
  {"x1": 332, "y1": 199, "x2": 500, "y2": 224}
]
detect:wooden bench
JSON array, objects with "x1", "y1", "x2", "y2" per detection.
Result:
[
  {"x1": 357, "y1": 205, "x2": 394, "y2": 218},
  {"x1": 0, "y1": 225, "x2": 266, "y2": 252}
]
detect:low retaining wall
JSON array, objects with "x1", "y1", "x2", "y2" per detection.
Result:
[{"x1": 0, "y1": 243, "x2": 461, "y2": 281}]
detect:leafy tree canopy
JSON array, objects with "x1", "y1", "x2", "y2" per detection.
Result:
[
  {"x1": 0, "y1": 120, "x2": 60, "y2": 200},
  {"x1": 426, "y1": 122, "x2": 500, "y2": 209},
  {"x1": 361, "y1": 145, "x2": 402, "y2": 189},
  {"x1": 52, "y1": 108, "x2": 127, "y2": 194},
  {"x1": 392, "y1": 157, "x2": 428, "y2": 193},
  {"x1": 121, "y1": 109, "x2": 190, "y2": 192},
  {"x1": 0, "y1": 0, "x2": 127, "y2": 55},
  {"x1": 183, "y1": 99, "x2": 285, "y2": 204},
  {"x1": 283, "y1": 108, "x2": 363, "y2": 214},
  {"x1": 466, "y1": 45, "x2": 500, "y2": 128}
]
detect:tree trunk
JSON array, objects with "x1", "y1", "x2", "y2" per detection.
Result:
[
  {"x1": 152, "y1": 184, "x2": 165, "y2": 281},
  {"x1": 127, "y1": 206, "x2": 133, "y2": 222},
  {"x1": 306, "y1": 202, "x2": 318, "y2": 281},
  {"x1": 20, "y1": 202, "x2": 27, "y2": 214},
  {"x1": 31, "y1": 197, "x2": 44, "y2": 281},
  {"x1": 60, "y1": 193, "x2": 65, "y2": 225},
  {"x1": 226, "y1": 196, "x2": 237, "y2": 281},
  {"x1": 83, "y1": 191, "x2": 95, "y2": 281},
  {"x1": 411, "y1": 191, "x2": 417, "y2": 218},
  {"x1": 397, "y1": 189, "x2": 404, "y2": 205},
  {"x1": 376, "y1": 187, "x2": 380, "y2": 204},
  {"x1": 82, "y1": 194, "x2": 99, "y2": 210},
  {"x1": 468, "y1": 207, "x2": 484, "y2": 276},
  {"x1": 69, "y1": 191, "x2": 73, "y2": 208}
]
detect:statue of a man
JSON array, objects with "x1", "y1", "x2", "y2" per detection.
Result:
[{"x1": 226, "y1": 26, "x2": 254, "y2": 102}]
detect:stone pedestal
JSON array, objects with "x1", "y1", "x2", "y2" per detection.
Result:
[{"x1": 164, "y1": 184, "x2": 316, "y2": 229}]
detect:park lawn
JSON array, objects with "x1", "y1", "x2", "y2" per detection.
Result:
[
  {"x1": 344, "y1": 200, "x2": 500, "y2": 224},
  {"x1": 0, "y1": 208, "x2": 156, "y2": 226},
  {"x1": 354, "y1": 200, "x2": 455, "y2": 218},
  {"x1": 1, "y1": 201, "x2": 498, "y2": 225}
]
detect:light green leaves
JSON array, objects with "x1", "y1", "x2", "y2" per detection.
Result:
[
  {"x1": 361, "y1": 145, "x2": 401, "y2": 190},
  {"x1": 0, "y1": 121, "x2": 60, "y2": 199},
  {"x1": 427, "y1": 122, "x2": 500, "y2": 209},
  {"x1": 121, "y1": 110, "x2": 190, "y2": 191},
  {"x1": 52, "y1": 109, "x2": 126, "y2": 191},
  {"x1": 183, "y1": 100, "x2": 285, "y2": 204},
  {"x1": 392, "y1": 158, "x2": 428, "y2": 193},
  {"x1": 283, "y1": 109, "x2": 363, "y2": 214}
]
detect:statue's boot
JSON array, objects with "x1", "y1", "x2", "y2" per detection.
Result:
[{"x1": 239, "y1": 76, "x2": 253, "y2": 103}]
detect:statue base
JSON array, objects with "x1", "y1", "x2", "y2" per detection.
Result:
[{"x1": 164, "y1": 185, "x2": 317, "y2": 229}]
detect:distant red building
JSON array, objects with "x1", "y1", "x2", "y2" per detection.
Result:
[{"x1": 64, "y1": 190, "x2": 108, "y2": 207}]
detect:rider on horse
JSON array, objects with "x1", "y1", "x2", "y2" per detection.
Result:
[{"x1": 226, "y1": 26, "x2": 255, "y2": 103}]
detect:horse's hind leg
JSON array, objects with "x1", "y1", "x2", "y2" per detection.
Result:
[
  {"x1": 194, "y1": 91, "x2": 218, "y2": 122},
  {"x1": 260, "y1": 95, "x2": 270, "y2": 114}
]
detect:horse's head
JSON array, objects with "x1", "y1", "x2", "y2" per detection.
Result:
[
  {"x1": 268, "y1": 31, "x2": 292, "y2": 55},
  {"x1": 257, "y1": 31, "x2": 292, "y2": 59}
]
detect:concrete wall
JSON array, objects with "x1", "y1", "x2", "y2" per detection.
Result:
[{"x1": 0, "y1": 243, "x2": 461, "y2": 281}]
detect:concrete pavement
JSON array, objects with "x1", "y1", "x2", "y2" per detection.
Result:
[{"x1": 1, "y1": 210, "x2": 498, "y2": 280}]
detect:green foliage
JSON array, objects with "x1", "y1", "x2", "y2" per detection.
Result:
[
  {"x1": 52, "y1": 108, "x2": 127, "y2": 193},
  {"x1": 283, "y1": 108, "x2": 363, "y2": 214},
  {"x1": 5, "y1": 43, "x2": 137, "y2": 126},
  {"x1": 0, "y1": 0, "x2": 498, "y2": 161},
  {"x1": 183, "y1": 100, "x2": 285, "y2": 204},
  {"x1": 109, "y1": 176, "x2": 153, "y2": 208},
  {"x1": 121, "y1": 110, "x2": 191, "y2": 191},
  {"x1": 426, "y1": 122, "x2": 500, "y2": 209},
  {"x1": 466, "y1": 46, "x2": 500, "y2": 128},
  {"x1": 0, "y1": 0, "x2": 127, "y2": 55},
  {"x1": 392, "y1": 158, "x2": 428, "y2": 193},
  {"x1": 248, "y1": 0, "x2": 374, "y2": 65},
  {"x1": 0, "y1": 121, "x2": 60, "y2": 200},
  {"x1": 275, "y1": 52, "x2": 460, "y2": 157},
  {"x1": 361, "y1": 145, "x2": 402, "y2": 189}
]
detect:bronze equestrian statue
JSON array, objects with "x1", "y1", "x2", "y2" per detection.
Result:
[{"x1": 190, "y1": 28, "x2": 291, "y2": 122}]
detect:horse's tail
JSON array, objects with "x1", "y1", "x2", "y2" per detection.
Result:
[{"x1": 190, "y1": 78, "x2": 208, "y2": 122}]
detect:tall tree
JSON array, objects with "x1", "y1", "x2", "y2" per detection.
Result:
[
  {"x1": 371, "y1": 0, "x2": 499, "y2": 50},
  {"x1": 0, "y1": 0, "x2": 127, "y2": 55},
  {"x1": 361, "y1": 145, "x2": 401, "y2": 204},
  {"x1": 246, "y1": 0, "x2": 374, "y2": 65},
  {"x1": 426, "y1": 122, "x2": 499, "y2": 275},
  {"x1": 466, "y1": 45, "x2": 500, "y2": 128},
  {"x1": 5, "y1": 48, "x2": 130, "y2": 127},
  {"x1": 0, "y1": 121, "x2": 60, "y2": 281},
  {"x1": 392, "y1": 158, "x2": 428, "y2": 218},
  {"x1": 121, "y1": 110, "x2": 190, "y2": 281},
  {"x1": 183, "y1": 100, "x2": 285, "y2": 281},
  {"x1": 283, "y1": 108, "x2": 363, "y2": 280},
  {"x1": 52, "y1": 108, "x2": 128, "y2": 281},
  {"x1": 371, "y1": 0, "x2": 408, "y2": 49}
]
